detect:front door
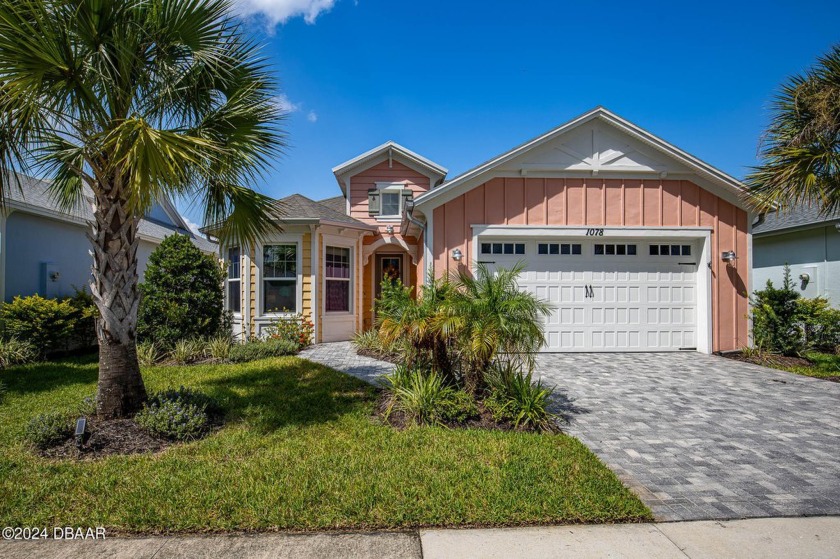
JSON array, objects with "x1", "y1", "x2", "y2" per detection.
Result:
[{"x1": 375, "y1": 254, "x2": 404, "y2": 300}]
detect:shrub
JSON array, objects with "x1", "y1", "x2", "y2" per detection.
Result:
[
  {"x1": 148, "y1": 386, "x2": 222, "y2": 415},
  {"x1": 389, "y1": 370, "x2": 477, "y2": 426},
  {"x1": 137, "y1": 341, "x2": 161, "y2": 366},
  {"x1": 0, "y1": 381, "x2": 6, "y2": 403},
  {"x1": 170, "y1": 338, "x2": 207, "y2": 365},
  {"x1": 137, "y1": 234, "x2": 225, "y2": 348},
  {"x1": 486, "y1": 361, "x2": 556, "y2": 432},
  {"x1": 66, "y1": 288, "x2": 98, "y2": 349},
  {"x1": 24, "y1": 413, "x2": 72, "y2": 449},
  {"x1": 0, "y1": 295, "x2": 77, "y2": 357},
  {"x1": 0, "y1": 339, "x2": 37, "y2": 368},
  {"x1": 751, "y1": 267, "x2": 805, "y2": 356},
  {"x1": 228, "y1": 338, "x2": 298, "y2": 363},
  {"x1": 135, "y1": 400, "x2": 209, "y2": 441},
  {"x1": 206, "y1": 336, "x2": 233, "y2": 360},
  {"x1": 77, "y1": 394, "x2": 97, "y2": 416},
  {"x1": 353, "y1": 329, "x2": 403, "y2": 360},
  {"x1": 796, "y1": 297, "x2": 840, "y2": 352},
  {"x1": 265, "y1": 313, "x2": 314, "y2": 349}
]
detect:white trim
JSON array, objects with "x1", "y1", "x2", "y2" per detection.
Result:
[
  {"x1": 242, "y1": 244, "x2": 252, "y2": 340},
  {"x1": 470, "y1": 225, "x2": 713, "y2": 354},
  {"x1": 255, "y1": 235, "x2": 304, "y2": 321},
  {"x1": 747, "y1": 214, "x2": 754, "y2": 348},
  {"x1": 332, "y1": 141, "x2": 447, "y2": 190},
  {"x1": 414, "y1": 107, "x2": 747, "y2": 211},
  {"x1": 322, "y1": 236, "x2": 356, "y2": 314},
  {"x1": 310, "y1": 225, "x2": 319, "y2": 342},
  {"x1": 424, "y1": 209, "x2": 434, "y2": 285},
  {"x1": 362, "y1": 236, "x2": 419, "y2": 265}
]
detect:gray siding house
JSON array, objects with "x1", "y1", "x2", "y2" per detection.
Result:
[
  {"x1": 753, "y1": 204, "x2": 840, "y2": 306},
  {"x1": 1, "y1": 174, "x2": 217, "y2": 302}
]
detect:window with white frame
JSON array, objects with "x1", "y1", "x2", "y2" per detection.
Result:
[
  {"x1": 379, "y1": 187, "x2": 403, "y2": 218},
  {"x1": 263, "y1": 244, "x2": 297, "y2": 313},
  {"x1": 325, "y1": 246, "x2": 351, "y2": 312},
  {"x1": 227, "y1": 246, "x2": 241, "y2": 313}
]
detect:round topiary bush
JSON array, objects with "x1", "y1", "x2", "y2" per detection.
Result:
[{"x1": 137, "y1": 234, "x2": 224, "y2": 348}]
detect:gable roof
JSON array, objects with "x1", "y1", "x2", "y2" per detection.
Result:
[
  {"x1": 753, "y1": 203, "x2": 840, "y2": 236},
  {"x1": 413, "y1": 107, "x2": 748, "y2": 210},
  {"x1": 4, "y1": 172, "x2": 217, "y2": 253},
  {"x1": 272, "y1": 193, "x2": 374, "y2": 230},
  {"x1": 332, "y1": 141, "x2": 448, "y2": 194}
]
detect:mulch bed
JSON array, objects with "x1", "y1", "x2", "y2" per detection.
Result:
[
  {"x1": 41, "y1": 418, "x2": 171, "y2": 460},
  {"x1": 373, "y1": 392, "x2": 557, "y2": 433},
  {"x1": 722, "y1": 350, "x2": 812, "y2": 369},
  {"x1": 356, "y1": 348, "x2": 401, "y2": 364}
]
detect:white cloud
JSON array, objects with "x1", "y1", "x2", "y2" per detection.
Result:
[
  {"x1": 234, "y1": 0, "x2": 337, "y2": 26},
  {"x1": 182, "y1": 216, "x2": 203, "y2": 237},
  {"x1": 307, "y1": 110, "x2": 318, "y2": 123},
  {"x1": 274, "y1": 93, "x2": 301, "y2": 114}
]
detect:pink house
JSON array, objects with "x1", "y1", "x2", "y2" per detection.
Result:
[{"x1": 224, "y1": 107, "x2": 751, "y2": 353}]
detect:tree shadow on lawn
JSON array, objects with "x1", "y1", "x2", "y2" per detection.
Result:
[
  {"x1": 0, "y1": 355, "x2": 99, "y2": 396},
  {"x1": 203, "y1": 359, "x2": 377, "y2": 433}
]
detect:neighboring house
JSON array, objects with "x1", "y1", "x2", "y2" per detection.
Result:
[
  {"x1": 752, "y1": 204, "x2": 840, "y2": 305},
  {"x1": 1, "y1": 173, "x2": 217, "y2": 302},
  {"x1": 221, "y1": 107, "x2": 752, "y2": 353}
]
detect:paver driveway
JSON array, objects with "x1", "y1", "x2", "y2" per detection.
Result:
[{"x1": 538, "y1": 352, "x2": 840, "y2": 521}]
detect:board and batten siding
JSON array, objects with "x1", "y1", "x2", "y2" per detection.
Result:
[{"x1": 431, "y1": 177, "x2": 749, "y2": 352}]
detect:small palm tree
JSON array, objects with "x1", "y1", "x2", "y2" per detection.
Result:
[
  {"x1": 0, "y1": 0, "x2": 283, "y2": 417},
  {"x1": 441, "y1": 263, "x2": 551, "y2": 394},
  {"x1": 746, "y1": 44, "x2": 840, "y2": 213}
]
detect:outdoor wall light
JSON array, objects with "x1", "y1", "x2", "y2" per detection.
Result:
[
  {"x1": 386, "y1": 225, "x2": 394, "y2": 234},
  {"x1": 451, "y1": 248, "x2": 463, "y2": 261},
  {"x1": 721, "y1": 251, "x2": 737, "y2": 263}
]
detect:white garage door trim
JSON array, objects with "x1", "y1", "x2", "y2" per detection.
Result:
[{"x1": 471, "y1": 225, "x2": 713, "y2": 354}]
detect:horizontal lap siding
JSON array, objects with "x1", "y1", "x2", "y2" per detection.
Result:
[
  {"x1": 432, "y1": 178, "x2": 749, "y2": 352},
  {"x1": 349, "y1": 161, "x2": 431, "y2": 234}
]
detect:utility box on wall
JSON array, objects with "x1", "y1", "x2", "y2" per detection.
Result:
[{"x1": 39, "y1": 262, "x2": 61, "y2": 299}]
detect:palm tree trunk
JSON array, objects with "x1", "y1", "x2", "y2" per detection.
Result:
[{"x1": 89, "y1": 176, "x2": 147, "y2": 418}]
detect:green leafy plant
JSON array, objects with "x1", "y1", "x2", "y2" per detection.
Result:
[
  {"x1": 751, "y1": 266, "x2": 806, "y2": 356},
  {"x1": 148, "y1": 386, "x2": 222, "y2": 416},
  {"x1": 389, "y1": 370, "x2": 476, "y2": 427},
  {"x1": 796, "y1": 297, "x2": 840, "y2": 352},
  {"x1": 138, "y1": 235, "x2": 226, "y2": 348},
  {"x1": 206, "y1": 336, "x2": 233, "y2": 361},
  {"x1": 0, "y1": 295, "x2": 77, "y2": 357},
  {"x1": 24, "y1": 413, "x2": 73, "y2": 449},
  {"x1": 0, "y1": 381, "x2": 6, "y2": 403},
  {"x1": 66, "y1": 288, "x2": 98, "y2": 349},
  {"x1": 0, "y1": 339, "x2": 37, "y2": 368},
  {"x1": 137, "y1": 341, "x2": 161, "y2": 367},
  {"x1": 486, "y1": 361, "x2": 557, "y2": 432},
  {"x1": 353, "y1": 329, "x2": 403, "y2": 360},
  {"x1": 135, "y1": 400, "x2": 209, "y2": 441},
  {"x1": 265, "y1": 313, "x2": 314, "y2": 349},
  {"x1": 77, "y1": 394, "x2": 97, "y2": 417},
  {"x1": 228, "y1": 338, "x2": 299, "y2": 363},
  {"x1": 170, "y1": 339, "x2": 207, "y2": 365}
]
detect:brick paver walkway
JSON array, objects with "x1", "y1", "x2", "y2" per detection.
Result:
[
  {"x1": 536, "y1": 353, "x2": 840, "y2": 521},
  {"x1": 299, "y1": 343, "x2": 840, "y2": 522}
]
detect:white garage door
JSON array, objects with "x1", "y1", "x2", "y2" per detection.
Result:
[{"x1": 481, "y1": 239, "x2": 699, "y2": 352}]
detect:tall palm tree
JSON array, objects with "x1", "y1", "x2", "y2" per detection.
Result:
[
  {"x1": 0, "y1": 0, "x2": 283, "y2": 417},
  {"x1": 747, "y1": 44, "x2": 840, "y2": 213}
]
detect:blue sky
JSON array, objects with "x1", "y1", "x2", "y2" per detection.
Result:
[{"x1": 182, "y1": 0, "x2": 839, "y2": 228}]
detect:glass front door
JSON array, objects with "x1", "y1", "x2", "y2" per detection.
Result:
[{"x1": 375, "y1": 254, "x2": 404, "y2": 299}]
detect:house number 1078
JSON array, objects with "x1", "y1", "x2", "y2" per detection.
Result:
[{"x1": 586, "y1": 228, "x2": 604, "y2": 236}]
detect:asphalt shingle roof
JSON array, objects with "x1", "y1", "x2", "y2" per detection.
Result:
[
  {"x1": 753, "y1": 203, "x2": 840, "y2": 235},
  {"x1": 273, "y1": 193, "x2": 370, "y2": 227},
  {"x1": 4, "y1": 172, "x2": 218, "y2": 252}
]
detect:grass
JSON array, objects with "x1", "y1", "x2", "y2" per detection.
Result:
[
  {"x1": 0, "y1": 355, "x2": 651, "y2": 533},
  {"x1": 784, "y1": 352, "x2": 840, "y2": 380}
]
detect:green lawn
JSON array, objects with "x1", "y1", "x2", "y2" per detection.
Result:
[
  {"x1": 783, "y1": 352, "x2": 840, "y2": 380},
  {"x1": 0, "y1": 356, "x2": 650, "y2": 533}
]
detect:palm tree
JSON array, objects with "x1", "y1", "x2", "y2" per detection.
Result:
[
  {"x1": 0, "y1": 0, "x2": 283, "y2": 418},
  {"x1": 441, "y1": 263, "x2": 551, "y2": 394},
  {"x1": 746, "y1": 44, "x2": 840, "y2": 213}
]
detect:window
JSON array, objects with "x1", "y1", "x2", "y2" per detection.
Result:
[
  {"x1": 380, "y1": 191, "x2": 401, "y2": 217},
  {"x1": 650, "y1": 244, "x2": 691, "y2": 256},
  {"x1": 480, "y1": 242, "x2": 526, "y2": 255},
  {"x1": 594, "y1": 244, "x2": 637, "y2": 256},
  {"x1": 227, "y1": 247, "x2": 241, "y2": 313},
  {"x1": 263, "y1": 244, "x2": 297, "y2": 313},
  {"x1": 538, "y1": 243, "x2": 581, "y2": 255},
  {"x1": 325, "y1": 246, "x2": 351, "y2": 312}
]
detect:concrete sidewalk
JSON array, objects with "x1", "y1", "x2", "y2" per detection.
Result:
[{"x1": 2, "y1": 517, "x2": 838, "y2": 558}]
